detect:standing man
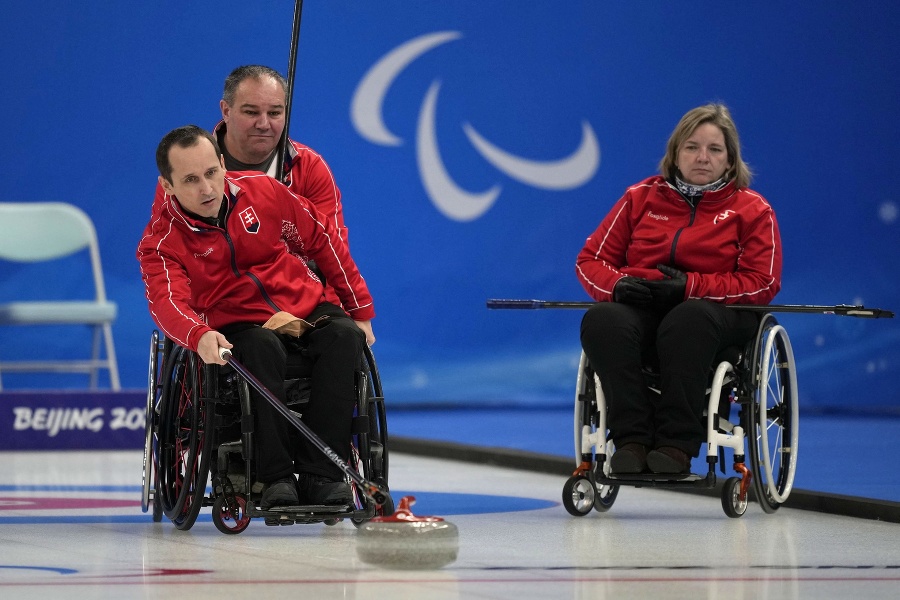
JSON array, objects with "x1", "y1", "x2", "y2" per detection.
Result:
[
  {"x1": 148, "y1": 65, "x2": 348, "y2": 305},
  {"x1": 139, "y1": 125, "x2": 375, "y2": 510}
]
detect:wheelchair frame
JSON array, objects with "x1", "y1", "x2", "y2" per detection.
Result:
[
  {"x1": 486, "y1": 298, "x2": 893, "y2": 518},
  {"x1": 567, "y1": 312, "x2": 798, "y2": 518},
  {"x1": 141, "y1": 330, "x2": 392, "y2": 534}
]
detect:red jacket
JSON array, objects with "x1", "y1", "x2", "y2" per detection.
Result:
[
  {"x1": 137, "y1": 172, "x2": 374, "y2": 353},
  {"x1": 576, "y1": 176, "x2": 782, "y2": 304},
  {"x1": 147, "y1": 122, "x2": 348, "y2": 306}
]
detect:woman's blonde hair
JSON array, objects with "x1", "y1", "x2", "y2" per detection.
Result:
[{"x1": 658, "y1": 103, "x2": 752, "y2": 189}]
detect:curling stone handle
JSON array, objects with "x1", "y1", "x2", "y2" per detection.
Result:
[{"x1": 376, "y1": 495, "x2": 444, "y2": 522}]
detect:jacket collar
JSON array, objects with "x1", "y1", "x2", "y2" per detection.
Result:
[
  {"x1": 165, "y1": 180, "x2": 239, "y2": 232},
  {"x1": 663, "y1": 177, "x2": 738, "y2": 205},
  {"x1": 213, "y1": 120, "x2": 297, "y2": 181}
]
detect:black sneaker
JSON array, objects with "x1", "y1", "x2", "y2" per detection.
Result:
[
  {"x1": 260, "y1": 476, "x2": 299, "y2": 509},
  {"x1": 298, "y1": 473, "x2": 352, "y2": 506}
]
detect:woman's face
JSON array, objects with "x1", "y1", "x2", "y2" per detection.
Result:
[{"x1": 675, "y1": 122, "x2": 731, "y2": 185}]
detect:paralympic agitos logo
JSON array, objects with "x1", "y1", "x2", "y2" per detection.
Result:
[{"x1": 351, "y1": 31, "x2": 600, "y2": 222}]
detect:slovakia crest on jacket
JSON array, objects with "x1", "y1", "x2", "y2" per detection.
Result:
[{"x1": 239, "y1": 206, "x2": 260, "y2": 234}]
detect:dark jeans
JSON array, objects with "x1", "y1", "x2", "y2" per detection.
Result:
[
  {"x1": 580, "y1": 300, "x2": 759, "y2": 456},
  {"x1": 221, "y1": 302, "x2": 366, "y2": 482}
]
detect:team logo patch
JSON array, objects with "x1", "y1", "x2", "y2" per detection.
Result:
[
  {"x1": 239, "y1": 207, "x2": 260, "y2": 233},
  {"x1": 714, "y1": 209, "x2": 735, "y2": 224}
]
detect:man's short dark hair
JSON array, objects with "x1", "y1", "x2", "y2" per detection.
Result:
[
  {"x1": 156, "y1": 125, "x2": 222, "y2": 183},
  {"x1": 222, "y1": 65, "x2": 288, "y2": 106}
]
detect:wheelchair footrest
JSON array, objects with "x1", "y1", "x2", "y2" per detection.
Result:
[
  {"x1": 261, "y1": 504, "x2": 352, "y2": 526},
  {"x1": 266, "y1": 504, "x2": 350, "y2": 514},
  {"x1": 597, "y1": 472, "x2": 713, "y2": 488}
]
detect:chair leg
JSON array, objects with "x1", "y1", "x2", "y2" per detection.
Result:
[
  {"x1": 103, "y1": 322, "x2": 121, "y2": 391},
  {"x1": 90, "y1": 325, "x2": 102, "y2": 389}
]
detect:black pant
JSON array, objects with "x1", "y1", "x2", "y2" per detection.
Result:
[
  {"x1": 580, "y1": 300, "x2": 759, "y2": 456},
  {"x1": 222, "y1": 303, "x2": 365, "y2": 482}
]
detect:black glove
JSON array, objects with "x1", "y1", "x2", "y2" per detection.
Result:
[
  {"x1": 613, "y1": 276, "x2": 653, "y2": 307},
  {"x1": 643, "y1": 264, "x2": 687, "y2": 308}
]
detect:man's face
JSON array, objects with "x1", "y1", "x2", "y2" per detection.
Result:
[
  {"x1": 220, "y1": 75, "x2": 286, "y2": 164},
  {"x1": 159, "y1": 137, "x2": 226, "y2": 219}
]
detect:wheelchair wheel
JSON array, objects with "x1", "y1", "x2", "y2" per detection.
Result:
[
  {"x1": 141, "y1": 331, "x2": 162, "y2": 521},
  {"x1": 573, "y1": 352, "x2": 592, "y2": 463},
  {"x1": 156, "y1": 344, "x2": 212, "y2": 530},
  {"x1": 593, "y1": 483, "x2": 619, "y2": 513},
  {"x1": 746, "y1": 314, "x2": 799, "y2": 513},
  {"x1": 721, "y1": 476, "x2": 748, "y2": 518},
  {"x1": 592, "y1": 444, "x2": 619, "y2": 513},
  {"x1": 212, "y1": 494, "x2": 250, "y2": 535},
  {"x1": 376, "y1": 479, "x2": 395, "y2": 517},
  {"x1": 573, "y1": 353, "x2": 619, "y2": 513},
  {"x1": 563, "y1": 475, "x2": 596, "y2": 516},
  {"x1": 351, "y1": 346, "x2": 392, "y2": 525},
  {"x1": 363, "y1": 346, "x2": 389, "y2": 485}
]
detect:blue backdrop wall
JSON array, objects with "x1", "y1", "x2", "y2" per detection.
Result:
[{"x1": 1, "y1": 1, "x2": 897, "y2": 412}]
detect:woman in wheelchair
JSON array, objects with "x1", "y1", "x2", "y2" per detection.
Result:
[
  {"x1": 576, "y1": 103, "x2": 782, "y2": 476},
  {"x1": 139, "y1": 125, "x2": 376, "y2": 512}
]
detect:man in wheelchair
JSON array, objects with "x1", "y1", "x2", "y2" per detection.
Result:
[
  {"x1": 576, "y1": 104, "x2": 783, "y2": 476},
  {"x1": 138, "y1": 125, "x2": 376, "y2": 510}
]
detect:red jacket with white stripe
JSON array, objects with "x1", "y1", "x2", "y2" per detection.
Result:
[
  {"x1": 147, "y1": 122, "x2": 348, "y2": 306},
  {"x1": 137, "y1": 172, "x2": 374, "y2": 353},
  {"x1": 576, "y1": 176, "x2": 782, "y2": 305}
]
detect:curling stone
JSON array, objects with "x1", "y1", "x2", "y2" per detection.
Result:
[{"x1": 356, "y1": 495, "x2": 459, "y2": 570}]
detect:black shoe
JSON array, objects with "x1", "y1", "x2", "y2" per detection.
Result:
[
  {"x1": 260, "y1": 476, "x2": 299, "y2": 509},
  {"x1": 609, "y1": 443, "x2": 648, "y2": 474},
  {"x1": 647, "y1": 446, "x2": 692, "y2": 474},
  {"x1": 298, "y1": 472, "x2": 352, "y2": 506}
]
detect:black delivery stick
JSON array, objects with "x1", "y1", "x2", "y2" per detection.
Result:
[{"x1": 485, "y1": 299, "x2": 894, "y2": 318}]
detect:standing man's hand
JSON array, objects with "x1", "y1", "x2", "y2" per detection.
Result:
[
  {"x1": 355, "y1": 320, "x2": 376, "y2": 346},
  {"x1": 198, "y1": 330, "x2": 232, "y2": 364}
]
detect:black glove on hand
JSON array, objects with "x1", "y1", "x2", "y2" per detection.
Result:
[
  {"x1": 643, "y1": 264, "x2": 687, "y2": 308},
  {"x1": 613, "y1": 276, "x2": 653, "y2": 307}
]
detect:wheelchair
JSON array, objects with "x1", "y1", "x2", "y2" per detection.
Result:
[
  {"x1": 140, "y1": 329, "x2": 392, "y2": 534},
  {"x1": 563, "y1": 312, "x2": 798, "y2": 518}
]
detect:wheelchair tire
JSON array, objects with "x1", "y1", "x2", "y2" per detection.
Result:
[
  {"x1": 562, "y1": 475, "x2": 596, "y2": 517},
  {"x1": 349, "y1": 347, "x2": 391, "y2": 527},
  {"x1": 573, "y1": 352, "x2": 594, "y2": 465},
  {"x1": 592, "y1": 481, "x2": 619, "y2": 513},
  {"x1": 746, "y1": 314, "x2": 799, "y2": 514},
  {"x1": 721, "y1": 476, "x2": 748, "y2": 518},
  {"x1": 141, "y1": 330, "x2": 161, "y2": 517},
  {"x1": 157, "y1": 345, "x2": 211, "y2": 530},
  {"x1": 363, "y1": 346, "x2": 389, "y2": 484},
  {"x1": 152, "y1": 492, "x2": 163, "y2": 522},
  {"x1": 376, "y1": 481, "x2": 396, "y2": 518}
]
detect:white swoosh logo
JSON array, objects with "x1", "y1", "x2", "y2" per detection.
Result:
[
  {"x1": 463, "y1": 121, "x2": 600, "y2": 190},
  {"x1": 351, "y1": 31, "x2": 462, "y2": 146},
  {"x1": 417, "y1": 81, "x2": 501, "y2": 221},
  {"x1": 350, "y1": 31, "x2": 600, "y2": 221}
]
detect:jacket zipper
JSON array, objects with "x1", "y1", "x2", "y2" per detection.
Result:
[
  {"x1": 669, "y1": 196, "x2": 698, "y2": 265},
  {"x1": 219, "y1": 224, "x2": 282, "y2": 314}
]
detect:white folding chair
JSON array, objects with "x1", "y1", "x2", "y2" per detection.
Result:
[{"x1": 0, "y1": 202, "x2": 120, "y2": 390}]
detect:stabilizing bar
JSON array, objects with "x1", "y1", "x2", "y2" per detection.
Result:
[{"x1": 486, "y1": 299, "x2": 894, "y2": 318}]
